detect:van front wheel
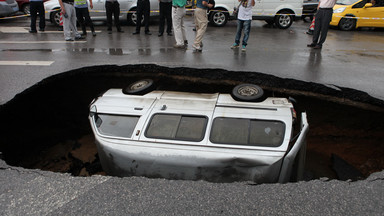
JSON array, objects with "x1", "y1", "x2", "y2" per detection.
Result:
[{"x1": 275, "y1": 11, "x2": 293, "y2": 29}]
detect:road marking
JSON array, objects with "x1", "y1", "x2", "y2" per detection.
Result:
[
  {"x1": 0, "y1": 27, "x2": 101, "y2": 34},
  {"x1": 0, "y1": 61, "x2": 54, "y2": 66},
  {"x1": 0, "y1": 41, "x2": 87, "y2": 44}
]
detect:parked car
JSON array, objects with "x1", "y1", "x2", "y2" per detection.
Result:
[
  {"x1": 88, "y1": 80, "x2": 309, "y2": 183},
  {"x1": 302, "y1": 0, "x2": 318, "y2": 21},
  {"x1": 16, "y1": 0, "x2": 48, "y2": 14},
  {"x1": 44, "y1": 0, "x2": 159, "y2": 26},
  {"x1": 0, "y1": 0, "x2": 19, "y2": 17},
  {"x1": 208, "y1": 0, "x2": 303, "y2": 28},
  {"x1": 330, "y1": 0, "x2": 384, "y2": 30}
]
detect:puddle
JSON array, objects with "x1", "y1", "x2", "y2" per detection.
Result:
[{"x1": 0, "y1": 64, "x2": 383, "y2": 182}]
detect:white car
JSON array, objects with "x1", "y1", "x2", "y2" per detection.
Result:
[
  {"x1": 209, "y1": 0, "x2": 303, "y2": 28},
  {"x1": 44, "y1": 0, "x2": 159, "y2": 26},
  {"x1": 88, "y1": 80, "x2": 309, "y2": 183}
]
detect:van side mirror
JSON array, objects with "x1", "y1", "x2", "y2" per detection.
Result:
[{"x1": 363, "y1": 3, "x2": 373, "y2": 8}]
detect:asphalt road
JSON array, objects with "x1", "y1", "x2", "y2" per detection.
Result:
[{"x1": 1, "y1": 15, "x2": 384, "y2": 215}]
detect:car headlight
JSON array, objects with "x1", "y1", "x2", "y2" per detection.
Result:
[{"x1": 333, "y1": 7, "x2": 346, "y2": 13}]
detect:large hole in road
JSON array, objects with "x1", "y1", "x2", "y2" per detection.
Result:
[{"x1": 0, "y1": 64, "x2": 383, "y2": 182}]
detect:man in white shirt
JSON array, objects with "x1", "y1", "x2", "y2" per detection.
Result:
[
  {"x1": 230, "y1": 0, "x2": 255, "y2": 52},
  {"x1": 307, "y1": 0, "x2": 337, "y2": 49}
]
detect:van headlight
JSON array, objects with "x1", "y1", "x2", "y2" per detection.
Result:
[{"x1": 333, "y1": 7, "x2": 346, "y2": 13}]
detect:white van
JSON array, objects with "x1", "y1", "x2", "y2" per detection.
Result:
[
  {"x1": 209, "y1": 0, "x2": 303, "y2": 28},
  {"x1": 88, "y1": 80, "x2": 309, "y2": 183}
]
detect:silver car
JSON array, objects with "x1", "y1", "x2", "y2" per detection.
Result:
[
  {"x1": 44, "y1": 0, "x2": 159, "y2": 26},
  {"x1": 0, "y1": 0, "x2": 19, "y2": 17},
  {"x1": 89, "y1": 81, "x2": 309, "y2": 183}
]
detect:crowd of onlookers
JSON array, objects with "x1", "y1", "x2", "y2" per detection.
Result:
[{"x1": 28, "y1": 0, "x2": 257, "y2": 52}]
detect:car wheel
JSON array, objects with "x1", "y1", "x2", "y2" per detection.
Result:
[
  {"x1": 274, "y1": 11, "x2": 293, "y2": 29},
  {"x1": 123, "y1": 79, "x2": 155, "y2": 95},
  {"x1": 231, "y1": 84, "x2": 264, "y2": 102},
  {"x1": 209, "y1": 10, "x2": 228, "y2": 27},
  {"x1": 127, "y1": 9, "x2": 145, "y2": 26},
  {"x1": 50, "y1": 10, "x2": 61, "y2": 27},
  {"x1": 22, "y1": 4, "x2": 30, "y2": 14},
  {"x1": 338, "y1": 17, "x2": 356, "y2": 31}
]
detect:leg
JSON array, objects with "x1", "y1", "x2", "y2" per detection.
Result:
[
  {"x1": 136, "y1": 1, "x2": 143, "y2": 32},
  {"x1": 114, "y1": 2, "x2": 122, "y2": 31},
  {"x1": 242, "y1": 20, "x2": 251, "y2": 47},
  {"x1": 29, "y1": 1, "x2": 37, "y2": 31},
  {"x1": 37, "y1": 1, "x2": 45, "y2": 30},
  {"x1": 317, "y1": 10, "x2": 333, "y2": 46},
  {"x1": 144, "y1": 1, "x2": 150, "y2": 32},
  {"x1": 76, "y1": 8, "x2": 86, "y2": 35},
  {"x1": 312, "y1": 10, "x2": 323, "y2": 44},
  {"x1": 105, "y1": 2, "x2": 113, "y2": 31},
  {"x1": 234, "y1": 20, "x2": 244, "y2": 45},
  {"x1": 165, "y1": 2, "x2": 172, "y2": 33},
  {"x1": 180, "y1": 7, "x2": 187, "y2": 41},
  {"x1": 193, "y1": 8, "x2": 208, "y2": 49},
  {"x1": 83, "y1": 8, "x2": 95, "y2": 33},
  {"x1": 159, "y1": 2, "x2": 165, "y2": 34},
  {"x1": 172, "y1": 7, "x2": 184, "y2": 45}
]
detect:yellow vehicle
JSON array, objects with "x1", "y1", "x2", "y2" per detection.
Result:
[{"x1": 330, "y1": 0, "x2": 384, "y2": 30}]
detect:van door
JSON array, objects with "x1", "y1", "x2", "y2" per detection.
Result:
[{"x1": 253, "y1": 0, "x2": 264, "y2": 18}]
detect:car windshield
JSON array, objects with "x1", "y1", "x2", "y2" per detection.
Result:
[
  {"x1": 210, "y1": 117, "x2": 286, "y2": 147},
  {"x1": 145, "y1": 114, "x2": 207, "y2": 141},
  {"x1": 95, "y1": 114, "x2": 139, "y2": 138},
  {"x1": 336, "y1": 0, "x2": 360, "y2": 5}
]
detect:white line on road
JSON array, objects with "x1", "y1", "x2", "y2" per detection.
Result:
[
  {"x1": 0, "y1": 61, "x2": 54, "y2": 66},
  {"x1": 0, "y1": 41, "x2": 87, "y2": 44}
]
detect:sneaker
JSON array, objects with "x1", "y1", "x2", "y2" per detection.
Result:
[
  {"x1": 307, "y1": 43, "x2": 316, "y2": 47},
  {"x1": 39, "y1": 28, "x2": 45, "y2": 32},
  {"x1": 92, "y1": 31, "x2": 96, "y2": 36},
  {"x1": 184, "y1": 40, "x2": 188, "y2": 45},
  {"x1": 75, "y1": 35, "x2": 85, "y2": 40},
  {"x1": 230, "y1": 43, "x2": 239, "y2": 49},
  {"x1": 241, "y1": 45, "x2": 246, "y2": 52},
  {"x1": 65, "y1": 38, "x2": 74, "y2": 41},
  {"x1": 174, "y1": 44, "x2": 186, "y2": 49},
  {"x1": 192, "y1": 44, "x2": 202, "y2": 52},
  {"x1": 29, "y1": 30, "x2": 37, "y2": 33}
]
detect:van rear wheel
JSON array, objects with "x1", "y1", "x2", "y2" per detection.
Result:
[
  {"x1": 123, "y1": 79, "x2": 155, "y2": 95},
  {"x1": 231, "y1": 84, "x2": 264, "y2": 102}
]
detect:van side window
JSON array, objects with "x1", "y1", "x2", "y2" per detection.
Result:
[
  {"x1": 210, "y1": 117, "x2": 285, "y2": 147},
  {"x1": 95, "y1": 114, "x2": 140, "y2": 138},
  {"x1": 145, "y1": 114, "x2": 207, "y2": 141}
]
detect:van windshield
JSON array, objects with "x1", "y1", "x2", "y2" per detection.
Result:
[{"x1": 95, "y1": 114, "x2": 140, "y2": 138}]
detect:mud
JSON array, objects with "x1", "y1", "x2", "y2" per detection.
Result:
[{"x1": 0, "y1": 64, "x2": 383, "y2": 181}]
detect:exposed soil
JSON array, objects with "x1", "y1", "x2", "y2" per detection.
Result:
[{"x1": 0, "y1": 65, "x2": 383, "y2": 181}]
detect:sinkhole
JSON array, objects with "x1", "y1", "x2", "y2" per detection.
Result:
[{"x1": 0, "y1": 64, "x2": 383, "y2": 182}]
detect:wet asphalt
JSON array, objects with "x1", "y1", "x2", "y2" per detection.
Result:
[{"x1": 1, "y1": 15, "x2": 384, "y2": 215}]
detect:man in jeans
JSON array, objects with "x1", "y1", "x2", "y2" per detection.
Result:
[
  {"x1": 29, "y1": 0, "x2": 45, "y2": 33},
  {"x1": 172, "y1": 0, "x2": 188, "y2": 48},
  {"x1": 230, "y1": 0, "x2": 255, "y2": 52},
  {"x1": 192, "y1": 0, "x2": 214, "y2": 51},
  {"x1": 307, "y1": 0, "x2": 337, "y2": 49}
]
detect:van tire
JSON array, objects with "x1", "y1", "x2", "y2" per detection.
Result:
[
  {"x1": 123, "y1": 79, "x2": 155, "y2": 95},
  {"x1": 50, "y1": 10, "x2": 61, "y2": 27},
  {"x1": 231, "y1": 84, "x2": 264, "y2": 102},
  {"x1": 127, "y1": 8, "x2": 144, "y2": 26},
  {"x1": 274, "y1": 11, "x2": 293, "y2": 29}
]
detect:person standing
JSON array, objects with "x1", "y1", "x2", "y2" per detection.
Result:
[
  {"x1": 29, "y1": 0, "x2": 46, "y2": 33},
  {"x1": 105, "y1": 0, "x2": 124, "y2": 34},
  {"x1": 158, "y1": 0, "x2": 172, "y2": 37},
  {"x1": 192, "y1": 0, "x2": 214, "y2": 51},
  {"x1": 307, "y1": 0, "x2": 336, "y2": 49},
  {"x1": 230, "y1": 0, "x2": 255, "y2": 52},
  {"x1": 172, "y1": 0, "x2": 188, "y2": 48},
  {"x1": 133, "y1": 0, "x2": 152, "y2": 35},
  {"x1": 58, "y1": 0, "x2": 85, "y2": 41},
  {"x1": 75, "y1": 0, "x2": 96, "y2": 37}
]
